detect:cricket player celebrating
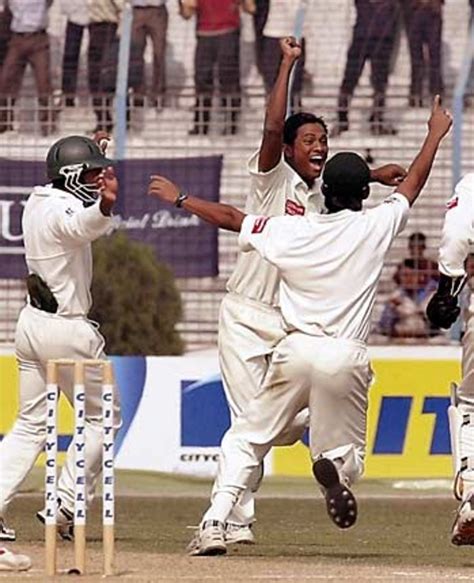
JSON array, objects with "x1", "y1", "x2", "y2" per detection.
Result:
[
  {"x1": 210, "y1": 36, "x2": 407, "y2": 543},
  {"x1": 426, "y1": 172, "x2": 474, "y2": 545},
  {"x1": 149, "y1": 95, "x2": 452, "y2": 555},
  {"x1": 0, "y1": 135, "x2": 121, "y2": 541}
]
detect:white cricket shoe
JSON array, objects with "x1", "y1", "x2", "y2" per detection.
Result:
[
  {"x1": 0, "y1": 519, "x2": 15, "y2": 542},
  {"x1": 0, "y1": 547, "x2": 31, "y2": 571},
  {"x1": 186, "y1": 520, "x2": 227, "y2": 556},
  {"x1": 452, "y1": 494, "x2": 474, "y2": 545},
  {"x1": 36, "y1": 499, "x2": 74, "y2": 541},
  {"x1": 225, "y1": 522, "x2": 255, "y2": 545}
]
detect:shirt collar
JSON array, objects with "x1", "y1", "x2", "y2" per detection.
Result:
[{"x1": 282, "y1": 157, "x2": 320, "y2": 199}]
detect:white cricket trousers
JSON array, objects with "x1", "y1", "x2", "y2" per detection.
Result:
[
  {"x1": 217, "y1": 294, "x2": 309, "y2": 525},
  {"x1": 0, "y1": 305, "x2": 121, "y2": 517},
  {"x1": 205, "y1": 332, "x2": 372, "y2": 523},
  {"x1": 452, "y1": 312, "x2": 474, "y2": 494}
]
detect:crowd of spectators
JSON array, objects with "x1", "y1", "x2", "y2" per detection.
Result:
[
  {"x1": 0, "y1": 0, "x2": 474, "y2": 135},
  {"x1": 378, "y1": 232, "x2": 441, "y2": 340},
  {"x1": 0, "y1": 0, "x2": 471, "y2": 135}
]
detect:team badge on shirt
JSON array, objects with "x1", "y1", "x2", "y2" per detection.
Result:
[
  {"x1": 446, "y1": 196, "x2": 459, "y2": 210},
  {"x1": 285, "y1": 200, "x2": 305, "y2": 216},
  {"x1": 251, "y1": 217, "x2": 270, "y2": 233}
]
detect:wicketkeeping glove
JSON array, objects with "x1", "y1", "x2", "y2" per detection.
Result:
[
  {"x1": 425, "y1": 273, "x2": 467, "y2": 329},
  {"x1": 426, "y1": 293, "x2": 460, "y2": 329}
]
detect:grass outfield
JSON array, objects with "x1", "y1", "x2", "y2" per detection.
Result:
[{"x1": 3, "y1": 470, "x2": 474, "y2": 581}]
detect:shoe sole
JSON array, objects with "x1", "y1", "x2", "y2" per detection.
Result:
[
  {"x1": 189, "y1": 544, "x2": 227, "y2": 557},
  {"x1": 313, "y1": 458, "x2": 357, "y2": 529},
  {"x1": 0, "y1": 534, "x2": 16, "y2": 542},
  {"x1": 225, "y1": 536, "x2": 255, "y2": 545},
  {"x1": 452, "y1": 517, "x2": 474, "y2": 545}
]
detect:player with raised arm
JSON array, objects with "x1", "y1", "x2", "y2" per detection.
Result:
[
  {"x1": 426, "y1": 172, "x2": 474, "y2": 545},
  {"x1": 149, "y1": 95, "x2": 452, "y2": 555},
  {"x1": 0, "y1": 135, "x2": 121, "y2": 542},
  {"x1": 173, "y1": 35, "x2": 408, "y2": 546}
]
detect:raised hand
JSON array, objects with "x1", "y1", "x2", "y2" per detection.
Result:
[
  {"x1": 372, "y1": 164, "x2": 407, "y2": 187},
  {"x1": 280, "y1": 36, "x2": 302, "y2": 62},
  {"x1": 92, "y1": 130, "x2": 111, "y2": 155},
  {"x1": 428, "y1": 95, "x2": 452, "y2": 139},
  {"x1": 148, "y1": 175, "x2": 180, "y2": 205},
  {"x1": 97, "y1": 166, "x2": 118, "y2": 215}
]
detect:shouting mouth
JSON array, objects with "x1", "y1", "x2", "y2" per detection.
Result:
[{"x1": 309, "y1": 155, "x2": 325, "y2": 174}]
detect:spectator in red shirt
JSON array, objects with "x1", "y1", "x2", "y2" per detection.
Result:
[{"x1": 179, "y1": 0, "x2": 254, "y2": 136}]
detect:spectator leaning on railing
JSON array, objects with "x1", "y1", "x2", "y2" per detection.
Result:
[
  {"x1": 88, "y1": 0, "x2": 124, "y2": 133},
  {"x1": 260, "y1": 0, "x2": 307, "y2": 112},
  {"x1": 401, "y1": 0, "x2": 444, "y2": 108},
  {"x1": 178, "y1": 0, "x2": 255, "y2": 137},
  {"x1": 332, "y1": 0, "x2": 399, "y2": 138},
  {"x1": 60, "y1": 0, "x2": 90, "y2": 108},
  {"x1": 0, "y1": 0, "x2": 55, "y2": 136},
  {"x1": 129, "y1": 0, "x2": 168, "y2": 110}
]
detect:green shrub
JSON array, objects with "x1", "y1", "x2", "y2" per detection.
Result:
[{"x1": 90, "y1": 232, "x2": 184, "y2": 355}]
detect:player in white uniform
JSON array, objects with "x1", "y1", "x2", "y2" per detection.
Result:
[
  {"x1": 426, "y1": 173, "x2": 474, "y2": 545},
  {"x1": 149, "y1": 95, "x2": 452, "y2": 555},
  {"x1": 215, "y1": 36, "x2": 407, "y2": 543},
  {"x1": 0, "y1": 135, "x2": 121, "y2": 541}
]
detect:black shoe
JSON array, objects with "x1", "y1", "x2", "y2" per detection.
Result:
[
  {"x1": 313, "y1": 457, "x2": 357, "y2": 529},
  {"x1": 36, "y1": 499, "x2": 74, "y2": 541},
  {"x1": 0, "y1": 518, "x2": 16, "y2": 541},
  {"x1": 65, "y1": 97, "x2": 76, "y2": 107}
]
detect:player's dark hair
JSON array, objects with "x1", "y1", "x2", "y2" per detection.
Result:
[
  {"x1": 322, "y1": 184, "x2": 369, "y2": 213},
  {"x1": 283, "y1": 112, "x2": 328, "y2": 145}
]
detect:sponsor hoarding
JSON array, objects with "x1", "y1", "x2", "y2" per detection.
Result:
[{"x1": 0, "y1": 347, "x2": 462, "y2": 478}]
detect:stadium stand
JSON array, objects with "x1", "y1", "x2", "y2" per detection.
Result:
[{"x1": 0, "y1": 0, "x2": 473, "y2": 350}]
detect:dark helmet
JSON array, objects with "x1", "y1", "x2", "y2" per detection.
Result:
[{"x1": 46, "y1": 135, "x2": 114, "y2": 204}]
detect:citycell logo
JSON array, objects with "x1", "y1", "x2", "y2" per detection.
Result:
[
  {"x1": 181, "y1": 375, "x2": 230, "y2": 447},
  {"x1": 180, "y1": 374, "x2": 310, "y2": 450}
]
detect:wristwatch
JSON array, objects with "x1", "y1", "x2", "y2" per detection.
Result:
[{"x1": 175, "y1": 191, "x2": 188, "y2": 208}]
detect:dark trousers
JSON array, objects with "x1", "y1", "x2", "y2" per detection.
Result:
[
  {"x1": 406, "y1": 6, "x2": 443, "y2": 99},
  {"x1": 0, "y1": 31, "x2": 54, "y2": 133},
  {"x1": 261, "y1": 35, "x2": 305, "y2": 107},
  {"x1": 62, "y1": 21, "x2": 86, "y2": 98},
  {"x1": 192, "y1": 29, "x2": 241, "y2": 134},
  {"x1": 129, "y1": 5, "x2": 168, "y2": 102},
  {"x1": 253, "y1": 0, "x2": 269, "y2": 77},
  {"x1": 337, "y1": 0, "x2": 398, "y2": 122},
  {"x1": 0, "y1": 7, "x2": 12, "y2": 70},
  {"x1": 88, "y1": 21, "x2": 118, "y2": 131}
]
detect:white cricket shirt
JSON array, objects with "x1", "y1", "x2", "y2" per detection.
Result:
[
  {"x1": 226, "y1": 150, "x2": 323, "y2": 306},
  {"x1": 439, "y1": 173, "x2": 474, "y2": 278},
  {"x1": 239, "y1": 192, "x2": 410, "y2": 342},
  {"x1": 22, "y1": 185, "x2": 112, "y2": 317}
]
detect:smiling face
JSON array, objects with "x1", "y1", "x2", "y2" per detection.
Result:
[{"x1": 283, "y1": 122, "x2": 329, "y2": 186}]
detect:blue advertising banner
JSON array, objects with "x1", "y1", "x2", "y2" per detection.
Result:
[{"x1": 0, "y1": 156, "x2": 222, "y2": 278}]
